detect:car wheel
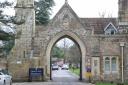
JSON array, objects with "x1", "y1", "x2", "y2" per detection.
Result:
[
  {"x1": 3, "y1": 80, "x2": 6, "y2": 85},
  {"x1": 10, "y1": 80, "x2": 12, "y2": 85}
]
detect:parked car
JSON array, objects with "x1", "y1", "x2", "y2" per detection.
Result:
[
  {"x1": 0, "y1": 70, "x2": 12, "y2": 85},
  {"x1": 52, "y1": 64, "x2": 59, "y2": 70},
  {"x1": 61, "y1": 64, "x2": 69, "y2": 70}
]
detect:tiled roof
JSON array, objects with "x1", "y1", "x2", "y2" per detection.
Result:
[{"x1": 80, "y1": 18, "x2": 118, "y2": 34}]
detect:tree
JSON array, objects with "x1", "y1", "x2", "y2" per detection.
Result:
[
  {"x1": 68, "y1": 44, "x2": 81, "y2": 67},
  {"x1": 0, "y1": 0, "x2": 15, "y2": 40},
  {"x1": 0, "y1": 30, "x2": 14, "y2": 40},
  {"x1": 2, "y1": 39, "x2": 14, "y2": 56},
  {"x1": 34, "y1": 0, "x2": 55, "y2": 25},
  {"x1": 0, "y1": 1, "x2": 15, "y2": 56},
  {"x1": 51, "y1": 45, "x2": 64, "y2": 58},
  {"x1": 0, "y1": 1, "x2": 14, "y2": 24}
]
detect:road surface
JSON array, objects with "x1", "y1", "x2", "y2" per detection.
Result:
[
  {"x1": 12, "y1": 69, "x2": 93, "y2": 85},
  {"x1": 52, "y1": 68, "x2": 79, "y2": 82},
  {"x1": 13, "y1": 82, "x2": 92, "y2": 85}
]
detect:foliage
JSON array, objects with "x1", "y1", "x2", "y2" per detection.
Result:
[
  {"x1": 0, "y1": 1, "x2": 13, "y2": 8},
  {"x1": 96, "y1": 82, "x2": 116, "y2": 85},
  {"x1": 69, "y1": 68, "x2": 80, "y2": 76},
  {"x1": 0, "y1": 1, "x2": 14, "y2": 24},
  {"x1": 0, "y1": 1, "x2": 15, "y2": 56},
  {"x1": 51, "y1": 45, "x2": 64, "y2": 58},
  {"x1": 0, "y1": 30, "x2": 13, "y2": 40},
  {"x1": 2, "y1": 39, "x2": 15, "y2": 56},
  {"x1": 34, "y1": 0, "x2": 55, "y2": 25},
  {"x1": 124, "y1": 82, "x2": 128, "y2": 85},
  {"x1": 68, "y1": 44, "x2": 81, "y2": 65}
]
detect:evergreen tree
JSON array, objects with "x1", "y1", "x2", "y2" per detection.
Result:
[
  {"x1": 0, "y1": 1, "x2": 15, "y2": 56},
  {"x1": 3, "y1": 40, "x2": 14, "y2": 56},
  {"x1": 0, "y1": 1, "x2": 14, "y2": 24},
  {"x1": 0, "y1": 0, "x2": 14, "y2": 40},
  {"x1": 34, "y1": 0, "x2": 55, "y2": 25}
]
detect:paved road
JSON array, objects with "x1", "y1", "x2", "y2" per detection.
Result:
[
  {"x1": 52, "y1": 69, "x2": 79, "y2": 82},
  {"x1": 13, "y1": 82, "x2": 92, "y2": 85},
  {"x1": 12, "y1": 69, "x2": 93, "y2": 85}
]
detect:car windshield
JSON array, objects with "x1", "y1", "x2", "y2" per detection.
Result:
[
  {"x1": 0, "y1": 72, "x2": 2, "y2": 75},
  {"x1": 0, "y1": 69, "x2": 9, "y2": 75}
]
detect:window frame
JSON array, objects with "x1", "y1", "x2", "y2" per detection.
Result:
[
  {"x1": 111, "y1": 57, "x2": 117, "y2": 71},
  {"x1": 104, "y1": 22, "x2": 117, "y2": 35},
  {"x1": 104, "y1": 57, "x2": 110, "y2": 72},
  {"x1": 103, "y1": 56, "x2": 118, "y2": 74}
]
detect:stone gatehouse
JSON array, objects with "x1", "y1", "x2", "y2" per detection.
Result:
[{"x1": 7, "y1": 0, "x2": 128, "y2": 82}]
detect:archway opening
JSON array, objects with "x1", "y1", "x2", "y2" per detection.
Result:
[{"x1": 50, "y1": 36, "x2": 82, "y2": 81}]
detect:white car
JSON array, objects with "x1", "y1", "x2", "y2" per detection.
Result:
[
  {"x1": 0, "y1": 72, "x2": 12, "y2": 85},
  {"x1": 61, "y1": 64, "x2": 69, "y2": 70},
  {"x1": 52, "y1": 65, "x2": 59, "y2": 70}
]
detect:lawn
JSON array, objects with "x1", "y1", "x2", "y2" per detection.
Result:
[
  {"x1": 69, "y1": 68, "x2": 128, "y2": 85},
  {"x1": 69, "y1": 68, "x2": 80, "y2": 75},
  {"x1": 95, "y1": 82, "x2": 128, "y2": 85},
  {"x1": 95, "y1": 82, "x2": 116, "y2": 85}
]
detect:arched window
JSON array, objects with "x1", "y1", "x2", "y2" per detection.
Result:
[
  {"x1": 104, "y1": 56, "x2": 118, "y2": 73},
  {"x1": 112, "y1": 57, "x2": 117, "y2": 71},
  {"x1": 105, "y1": 57, "x2": 110, "y2": 71}
]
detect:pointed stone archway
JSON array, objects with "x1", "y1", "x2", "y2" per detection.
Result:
[{"x1": 45, "y1": 31, "x2": 86, "y2": 80}]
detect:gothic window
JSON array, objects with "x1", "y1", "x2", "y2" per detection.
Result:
[
  {"x1": 112, "y1": 57, "x2": 117, "y2": 71},
  {"x1": 104, "y1": 56, "x2": 118, "y2": 73},
  {"x1": 104, "y1": 23, "x2": 117, "y2": 35},
  {"x1": 105, "y1": 57, "x2": 110, "y2": 71}
]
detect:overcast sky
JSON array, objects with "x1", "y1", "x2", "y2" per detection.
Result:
[
  {"x1": 56, "y1": 38, "x2": 74, "y2": 48},
  {"x1": 1, "y1": 0, "x2": 118, "y2": 46},
  {"x1": 1, "y1": 0, "x2": 118, "y2": 18},
  {"x1": 52, "y1": 0, "x2": 118, "y2": 18}
]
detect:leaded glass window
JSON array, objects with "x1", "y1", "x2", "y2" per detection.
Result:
[
  {"x1": 112, "y1": 57, "x2": 117, "y2": 71},
  {"x1": 105, "y1": 57, "x2": 110, "y2": 71},
  {"x1": 104, "y1": 56, "x2": 118, "y2": 73}
]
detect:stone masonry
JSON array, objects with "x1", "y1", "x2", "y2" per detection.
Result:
[{"x1": 6, "y1": 0, "x2": 128, "y2": 82}]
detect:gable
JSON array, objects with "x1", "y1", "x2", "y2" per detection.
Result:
[
  {"x1": 104, "y1": 22, "x2": 117, "y2": 32},
  {"x1": 104, "y1": 22, "x2": 117, "y2": 35},
  {"x1": 50, "y1": 2, "x2": 85, "y2": 29}
]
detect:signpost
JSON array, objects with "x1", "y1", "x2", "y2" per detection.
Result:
[{"x1": 29, "y1": 68, "x2": 44, "y2": 81}]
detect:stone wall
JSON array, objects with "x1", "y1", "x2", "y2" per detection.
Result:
[
  {"x1": 6, "y1": 0, "x2": 128, "y2": 82},
  {"x1": 8, "y1": 0, "x2": 35, "y2": 81}
]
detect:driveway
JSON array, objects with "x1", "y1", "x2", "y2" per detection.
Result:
[
  {"x1": 12, "y1": 69, "x2": 93, "y2": 85},
  {"x1": 52, "y1": 69, "x2": 79, "y2": 82}
]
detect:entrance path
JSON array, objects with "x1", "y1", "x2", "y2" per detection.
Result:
[
  {"x1": 52, "y1": 69, "x2": 79, "y2": 82},
  {"x1": 13, "y1": 82, "x2": 93, "y2": 85},
  {"x1": 13, "y1": 70, "x2": 94, "y2": 85}
]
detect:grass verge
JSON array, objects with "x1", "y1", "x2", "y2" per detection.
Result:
[
  {"x1": 95, "y1": 82, "x2": 116, "y2": 85},
  {"x1": 95, "y1": 82, "x2": 128, "y2": 85},
  {"x1": 69, "y1": 68, "x2": 80, "y2": 76}
]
